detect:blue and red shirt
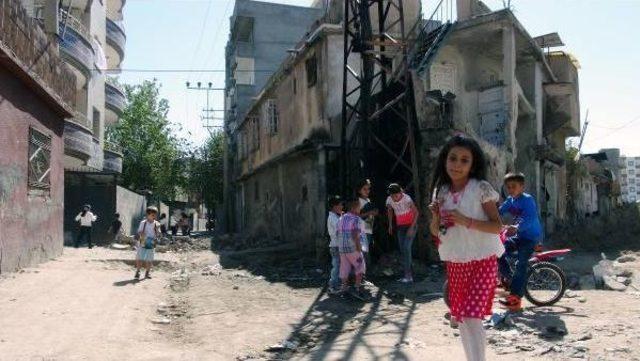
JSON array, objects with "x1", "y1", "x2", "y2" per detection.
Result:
[{"x1": 499, "y1": 193, "x2": 542, "y2": 242}]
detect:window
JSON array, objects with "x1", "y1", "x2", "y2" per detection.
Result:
[
  {"x1": 302, "y1": 185, "x2": 308, "y2": 201},
  {"x1": 631, "y1": 178, "x2": 636, "y2": 184},
  {"x1": 254, "y1": 181, "x2": 260, "y2": 201},
  {"x1": 92, "y1": 107, "x2": 101, "y2": 137},
  {"x1": 305, "y1": 54, "x2": 317, "y2": 87},
  {"x1": 267, "y1": 99, "x2": 279, "y2": 135},
  {"x1": 233, "y1": 16, "x2": 254, "y2": 43},
  {"x1": 28, "y1": 128, "x2": 52, "y2": 191},
  {"x1": 250, "y1": 116, "x2": 260, "y2": 150},
  {"x1": 234, "y1": 57, "x2": 255, "y2": 85},
  {"x1": 293, "y1": 77, "x2": 297, "y2": 94}
]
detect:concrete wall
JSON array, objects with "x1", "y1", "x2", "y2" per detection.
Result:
[
  {"x1": 236, "y1": 151, "x2": 326, "y2": 252},
  {"x1": 0, "y1": 67, "x2": 65, "y2": 273},
  {"x1": 116, "y1": 186, "x2": 147, "y2": 236}
]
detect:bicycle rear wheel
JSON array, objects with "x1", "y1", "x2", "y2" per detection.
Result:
[{"x1": 524, "y1": 262, "x2": 567, "y2": 306}]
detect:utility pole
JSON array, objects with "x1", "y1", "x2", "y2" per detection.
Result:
[{"x1": 185, "y1": 81, "x2": 224, "y2": 134}]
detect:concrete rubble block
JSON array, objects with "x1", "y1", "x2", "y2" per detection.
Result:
[
  {"x1": 602, "y1": 275, "x2": 627, "y2": 292},
  {"x1": 151, "y1": 317, "x2": 171, "y2": 325},
  {"x1": 265, "y1": 340, "x2": 299, "y2": 352}
]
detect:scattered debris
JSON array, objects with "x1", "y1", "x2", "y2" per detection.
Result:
[
  {"x1": 151, "y1": 317, "x2": 171, "y2": 325},
  {"x1": 617, "y1": 255, "x2": 636, "y2": 263},
  {"x1": 201, "y1": 264, "x2": 222, "y2": 276},
  {"x1": 265, "y1": 340, "x2": 299, "y2": 352},
  {"x1": 603, "y1": 275, "x2": 627, "y2": 292}
]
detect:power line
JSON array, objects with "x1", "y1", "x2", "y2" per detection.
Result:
[
  {"x1": 103, "y1": 68, "x2": 275, "y2": 73},
  {"x1": 188, "y1": 0, "x2": 214, "y2": 78},
  {"x1": 588, "y1": 114, "x2": 640, "y2": 142}
]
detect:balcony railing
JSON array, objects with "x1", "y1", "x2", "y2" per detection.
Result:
[
  {"x1": 67, "y1": 110, "x2": 93, "y2": 131},
  {"x1": 106, "y1": 18, "x2": 126, "y2": 56},
  {"x1": 105, "y1": 77, "x2": 126, "y2": 114},
  {"x1": 104, "y1": 141, "x2": 123, "y2": 155},
  {"x1": 63, "y1": 121, "x2": 93, "y2": 160},
  {"x1": 0, "y1": 0, "x2": 76, "y2": 110}
]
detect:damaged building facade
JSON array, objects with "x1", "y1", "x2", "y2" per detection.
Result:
[
  {"x1": 0, "y1": 0, "x2": 76, "y2": 272},
  {"x1": 223, "y1": 0, "x2": 581, "y2": 256}
]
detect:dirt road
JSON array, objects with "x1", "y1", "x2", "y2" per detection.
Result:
[{"x1": 1, "y1": 245, "x2": 639, "y2": 361}]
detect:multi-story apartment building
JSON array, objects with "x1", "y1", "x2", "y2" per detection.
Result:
[
  {"x1": 21, "y1": 0, "x2": 127, "y2": 243},
  {"x1": 621, "y1": 156, "x2": 640, "y2": 203},
  {"x1": 223, "y1": 0, "x2": 323, "y2": 231}
]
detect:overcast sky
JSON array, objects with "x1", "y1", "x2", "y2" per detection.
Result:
[{"x1": 118, "y1": 0, "x2": 640, "y2": 156}]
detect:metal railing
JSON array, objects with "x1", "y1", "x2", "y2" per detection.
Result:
[
  {"x1": 0, "y1": 0, "x2": 76, "y2": 109},
  {"x1": 104, "y1": 141, "x2": 123, "y2": 154},
  {"x1": 59, "y1": 8, "x2": 91, "y2": 43},
  {"x1": 67, "y1": 110, "x2": 92, "y2": 131},
  {"x1": 410, "y1": 0, "x2": 456, "y2": 73},
  {"x1": 106, "y1": 17, "x2": 126, "y2": 53}
]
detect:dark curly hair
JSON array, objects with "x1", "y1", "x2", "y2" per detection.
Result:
[{"x1": 429, "y1": 135, "x2": 488, "y2": 198}]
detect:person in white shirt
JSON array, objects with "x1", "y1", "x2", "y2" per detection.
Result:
[
  {"x1": 134, "y1": 206, "x2": 160, "y2": 280},
  {"x1": 74, "y1": 205, "x2": 97, "y2": 248},
  {"x1": 327, "y1": 196, "x2": 343, "y2": 294}
]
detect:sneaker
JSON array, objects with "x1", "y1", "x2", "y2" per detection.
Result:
[
  {"x1": 145, "y1": 271, "x2": 151, "y2": 279},
  {"x1": 134, "y1": 270, "x2": 140, "y2": 280},
  {"x1": 398, "y1": 277, "x2": 413, "y2": 284},
  {"x1": 327, "y1": 287, "x2": 341, "y2": 295},
  {"x1": 499, "y1": 295, "x2": 522, "y2": 312},
  {"x1": 362, "y1": 280, "x2": 375, "y2": 287}
]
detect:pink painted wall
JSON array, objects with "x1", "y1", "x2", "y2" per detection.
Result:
[{"x1": 0, "y1": 67, "x2": 65, "y2": 273}]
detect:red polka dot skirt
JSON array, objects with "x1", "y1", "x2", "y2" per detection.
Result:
[{"x1": 446, "y1": 256, "x2": 497, "y2": 322}]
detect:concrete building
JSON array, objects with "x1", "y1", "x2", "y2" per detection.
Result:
[
  {"x1": 223, "y1": 0, "x2": 581, "y2": 256},
  {"x1": 21, "y1": 0, "x2": 128, "y2": 243},
  {"x1": 583, "y1": 151, "x2": 621, "y2": 215},
  {"x1": 620, "y1": 156, "x2": 640, "y2": 203},
  {"x1": 413, "y1": 2, "x2": 580, "y2": 233},
  {"x1": 0, "y1": 0, "x2": 75, "y2": 272},
  {"x1": 223, "y1": 0, "x2": 324, "y2": 231}
]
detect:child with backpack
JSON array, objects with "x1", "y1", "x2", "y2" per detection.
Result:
[{"x1": 134, "y1": 206, "x2": 160, "y2": 280}]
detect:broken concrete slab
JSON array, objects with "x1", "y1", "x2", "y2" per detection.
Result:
[{"x1": 603, "y1": 275, "x2": 627, "y2": 292}]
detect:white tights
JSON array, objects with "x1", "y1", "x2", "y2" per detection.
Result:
[{"x1": 458, "y1": 318, "x2": 486, "y2": 361}]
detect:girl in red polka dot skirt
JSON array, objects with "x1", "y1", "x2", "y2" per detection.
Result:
[{"x1": 428, "y1": 135, "x2": 504, "y2": 361}]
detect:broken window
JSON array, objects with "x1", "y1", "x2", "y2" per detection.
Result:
[
  {"x1": 267, "y1": 99, "x2": 279, "y2": 135},
  {"x1": 306, "y1": 55, "x2": 317, "y2": 88},
  {"x1": 28, "y1": 127, "x2": 52, "y2": 191}
]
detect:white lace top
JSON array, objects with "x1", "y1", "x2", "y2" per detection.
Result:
[{"x1": 436, "y1": 179, "x2": 504, "y2": 262}]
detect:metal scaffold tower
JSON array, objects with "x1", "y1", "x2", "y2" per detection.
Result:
[{"x1": 340, "y1": 0, "x2": 420, "y2": 204}]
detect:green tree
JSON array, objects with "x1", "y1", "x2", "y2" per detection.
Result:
[
  {"x1": 186, "y1": 132, "x2": 225, "y2": 212},
  {"x1": 106, "y1": 80, "x2": 188, "y2": 199}
]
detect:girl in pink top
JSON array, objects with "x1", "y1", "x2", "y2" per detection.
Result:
[
  {"x1": 429, "y1": 135, "x2": 503, "y2": 361},
  {"x1": 386, "y1": 183, "x2": 419, "y2": 283}
]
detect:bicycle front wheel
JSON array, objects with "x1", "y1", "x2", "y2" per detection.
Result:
[{"x1": 524, "y1": 262, "x2": 567, "y2": 307}]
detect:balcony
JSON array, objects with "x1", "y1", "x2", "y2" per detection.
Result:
[
  {"x1": 64, "y1": 113, "x2": 94, "y2": 160},
  {"x1": 544, "y1": 51, "x2": 581, "y2": 137},
  {"x1": 106, "y1": 18, "x2": 126, "y2": 69},
  {"x1": 103, "y1": 142, "x2": 123, "y2": 173},
  {"x1": 106, "y1": 0, "x2": 126, "y2": 21},
  {"x1": 105, "y1": 77, "x2": 126, "y2": 123},
  {"x1": 58, "y1": 10, "x2": 95, "y2": 76}
]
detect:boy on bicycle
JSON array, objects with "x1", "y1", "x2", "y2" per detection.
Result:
[{"x1": 498, "y1": 172, "x2": 543, "y2": 311}]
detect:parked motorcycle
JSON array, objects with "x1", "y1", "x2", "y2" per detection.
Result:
[{"x1": 443, "y1": 233, "x2": 571, "y2": 308}]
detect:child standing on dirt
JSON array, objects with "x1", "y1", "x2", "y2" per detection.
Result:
[
  {"x1": 135, "y1": 206, "x2": 160, "y2": 280},
  {"x1": 498, "y1": 172, "x2": 543, "y2": 311},
  {"x1": 337, "y1": 198, "x2": 366, "y2": 298},
  {"x1": 428, "y1": 135, "x2": 504, "y2": 361},
  {"x1": 386, "y1": 183, "x2": 419, "y2": 283},
  {"x1": 356, "y1": 179, "x2": 377, "y2": 271},
  {"x1": 327, "y1": 196, "x2": 343, "y2": 294}
]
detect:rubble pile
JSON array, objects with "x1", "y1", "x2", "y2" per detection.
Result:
[
  {"x1": 156, "y1": 236, "x2": 211, "y2": 253},
  {"x1": 593, "y1": 252, "x2": 639, "y2": 292}
]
